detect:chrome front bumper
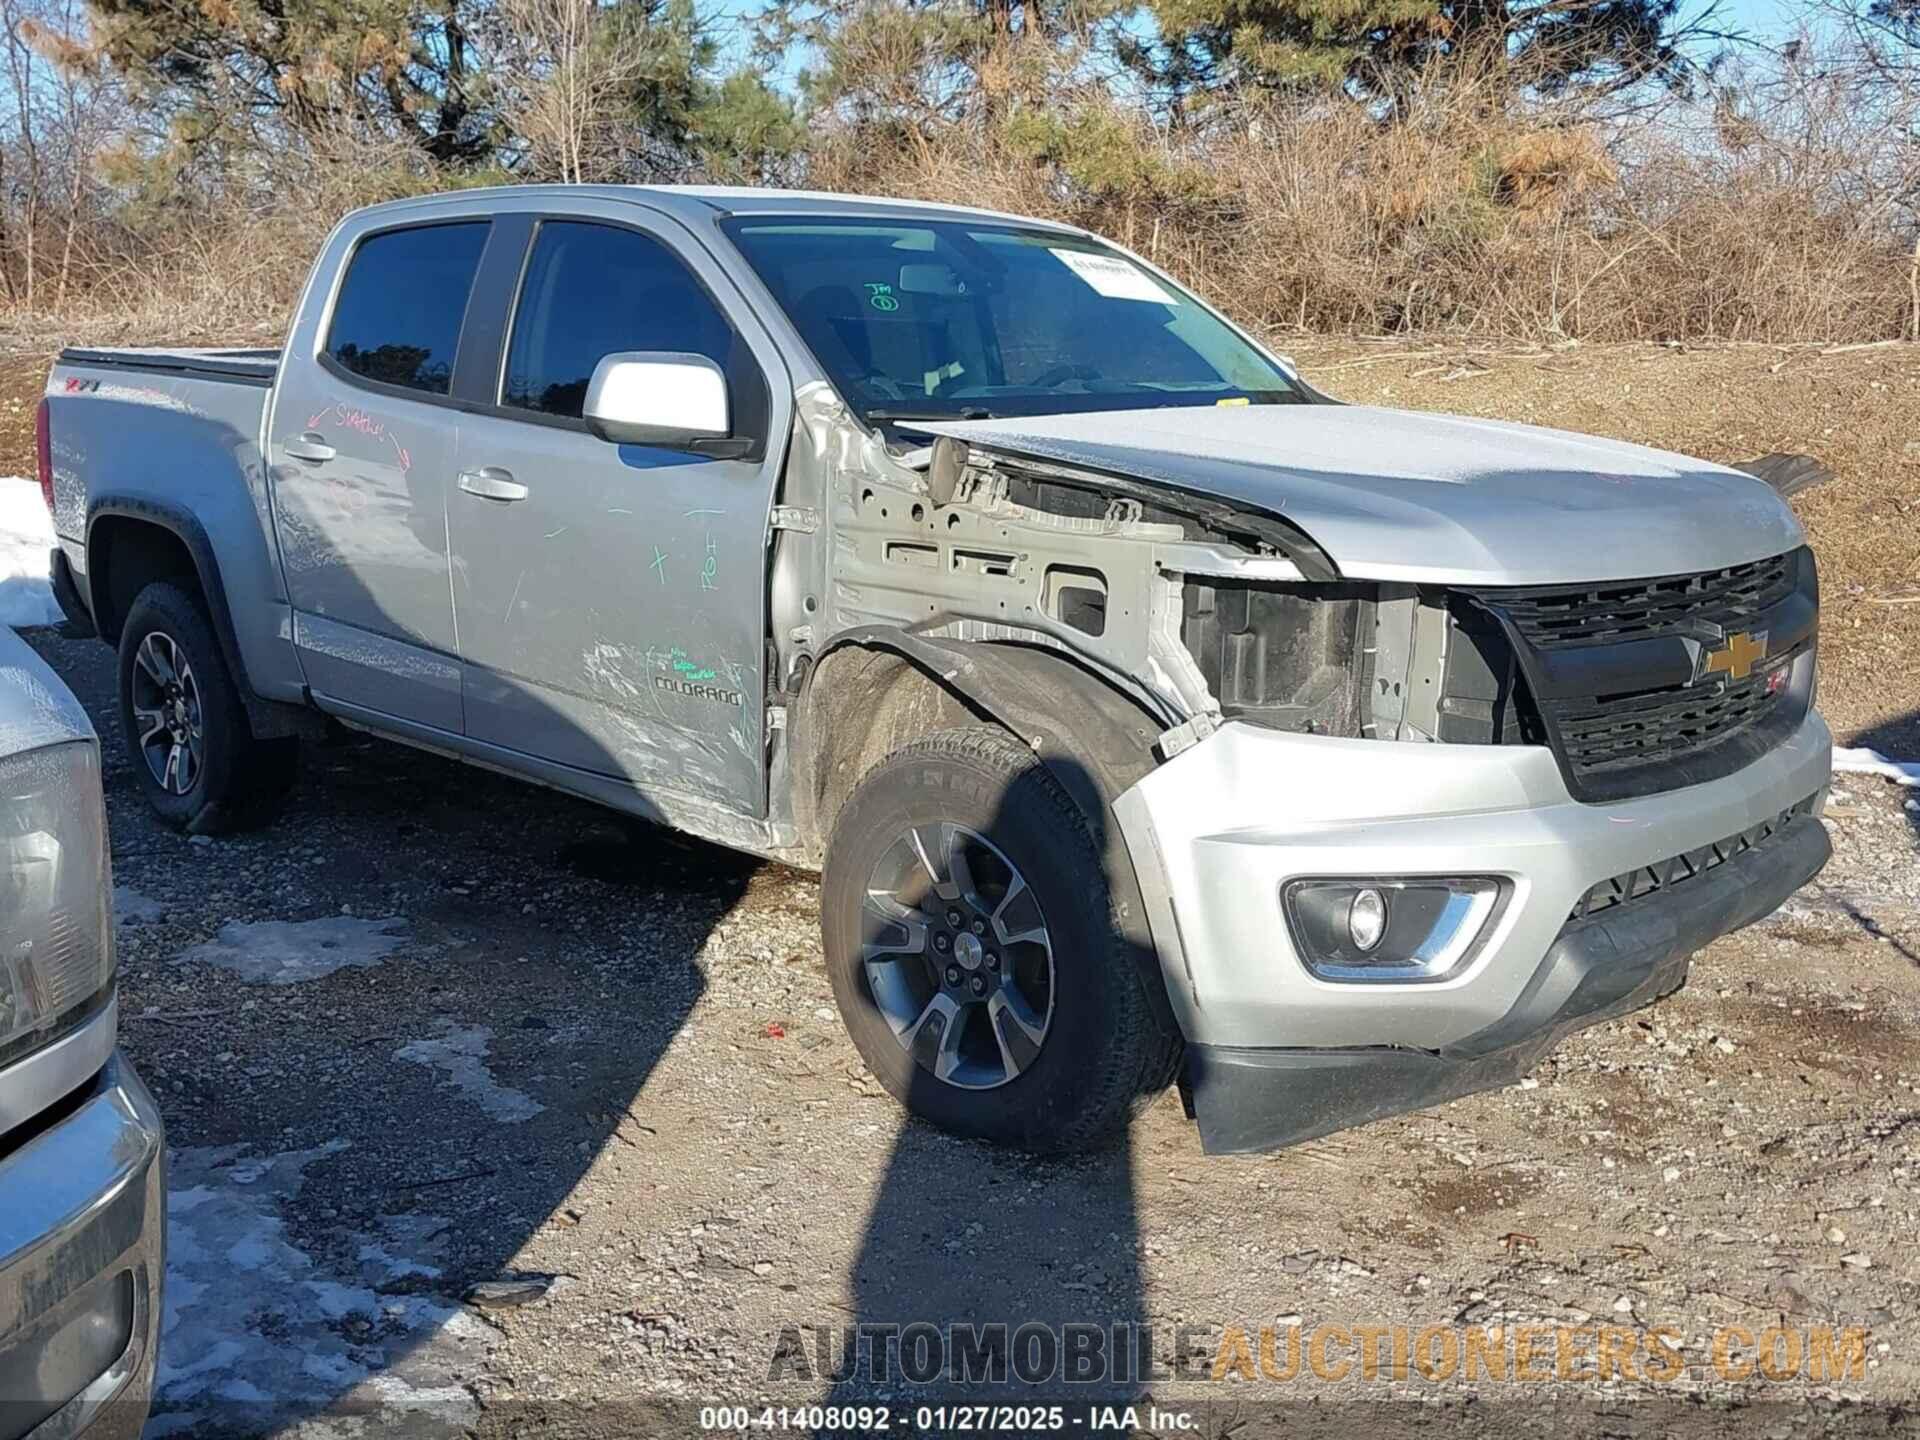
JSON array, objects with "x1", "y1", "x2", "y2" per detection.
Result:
[
  {"x1": 1113, "y1": 711, "x2": 1834, "y2": 1150},
  {"x1": 0, "y1": 1038, "x2": 164, "y2": 1440}
]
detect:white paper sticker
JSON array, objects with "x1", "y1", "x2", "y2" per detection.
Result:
[{"x1": 1049, "y1": 248, "x2": 1174, "y2": 303}]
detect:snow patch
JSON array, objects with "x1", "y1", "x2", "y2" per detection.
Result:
[
  {"x1": 395, "y1": 1021, "x2": 545, "y2": 1123},
  {"x1": 176, "y1": 916, "x2": 408, "y2": 985},
  {"x1": 1832, "y1": 746, "x2": 1920, "y2": 788},
  {"x1": 151, "y1": 1142, "x2": 492, "y2": 1435},
  {"x1": 0, "y1": 476, "x2": 59, "y2": 629}
]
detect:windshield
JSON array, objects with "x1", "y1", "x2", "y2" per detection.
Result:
[{"x1": 719, "y1": 216, "x2": 1303, "y2": 431}]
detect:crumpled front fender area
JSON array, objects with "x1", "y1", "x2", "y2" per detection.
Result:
[{"x1": 794, "y1": 630, "x2": 1179, "y2": 1037}]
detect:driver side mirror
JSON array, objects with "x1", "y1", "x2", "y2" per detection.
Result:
[{"x1": 584, "y1": 352, "x2": 747, "y2": 456}]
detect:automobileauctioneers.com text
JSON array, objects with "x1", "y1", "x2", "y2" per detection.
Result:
[{"x1": 763, "y1": 1319, "x2": 1873, "y2": 1388}]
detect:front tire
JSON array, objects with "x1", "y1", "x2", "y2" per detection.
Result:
[
  {"x1": 116, "y1": 580, "x2": 296, "y2": 834},
  {"x1": 821, "y1": 727, "x2": 1173, "y2": 1152}
]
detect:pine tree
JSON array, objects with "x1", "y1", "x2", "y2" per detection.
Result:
[
  {"x1": 1132, "y1": 0, "x2": 1709, "y2": 104},
  {"x1": 82, "y1": 0, "x2": 800, "y2": 179}
]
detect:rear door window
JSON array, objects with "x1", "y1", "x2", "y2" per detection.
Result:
[
  {"x1": 326, "y1": 223, "x2": 489, "y2": 396},
  {"x1": 502, "y1": 221, "x2": 736, "y2": 419}
]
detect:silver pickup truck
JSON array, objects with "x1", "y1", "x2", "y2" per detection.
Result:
[
  {"x1": 40, "y1": 185, "x2": 1831, "y2": 1154},
  {"x1": 0, "y1": 623, "x2": 163, "y2": 1438}
]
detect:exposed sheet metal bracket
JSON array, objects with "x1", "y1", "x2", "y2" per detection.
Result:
[
  {"x1": 1156, "y1": 712, "x2": 1219, "y2": 760},
  {"x1": 769, "y1": 506, "x2": 820, "y2": 535}
]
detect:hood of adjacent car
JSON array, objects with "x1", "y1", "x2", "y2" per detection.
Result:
[
  {"x1": 910, "y1": 404, "x2": 1806, "y2": 586},
  {"x1": 0, "y1": 624, "x2": 93, "y2": 758}
]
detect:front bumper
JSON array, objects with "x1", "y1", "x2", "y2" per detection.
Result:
[
  {"x1": 1112, "y1": 709, "x2": 1833, "y2": 1153},
  {"x1": 0, "y1": 1052, "x2": 165, "y2": 1440}
]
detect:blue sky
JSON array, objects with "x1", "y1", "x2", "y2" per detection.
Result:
[{"x1": 1712, "y1": 0, "x2": 1810, "y2": 40}]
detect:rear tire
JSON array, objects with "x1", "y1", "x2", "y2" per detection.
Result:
[
  {"x1": 116, "y1": 580, "x2": 297, "y2": 834},
  {"x1": 821, "y1": 726, "x2": 1175, "y2": 1153}
]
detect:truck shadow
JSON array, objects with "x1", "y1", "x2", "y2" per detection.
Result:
[
  {"x1": 24, "y1": 624, "x2": 724, "y2": 1435},
  {"x1": 25, "y1": 631, "x2": 1164, "y2": 1435}
]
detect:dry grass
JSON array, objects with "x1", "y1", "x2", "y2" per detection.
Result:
[
  {"x1": 807, "y1": 76, "x2": 1918, "y2": 347},
  {"x1": 12, "y1": 57, "x2": 1919, "y2": 350},
  {"x1": 1, "y1": 16, "x2": 1913, "y2": 349},
  {"x1": 3, "y1": 127, "x2": 444, "y2": 345}
]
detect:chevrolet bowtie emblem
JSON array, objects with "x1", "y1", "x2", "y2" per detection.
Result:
[{"x1": 1700, "y1": 629, "x2": 1769, "y2": 683}]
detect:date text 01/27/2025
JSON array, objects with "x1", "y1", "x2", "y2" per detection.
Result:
[{"x1": 697, "y1": 1405, "x2": 1198, "y2": 1432}]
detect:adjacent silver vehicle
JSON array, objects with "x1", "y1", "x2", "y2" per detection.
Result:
[
  {"x1": 40, "y1": 186, "x2": 1831, "y2": 1153},
  {"x1": 0, "y1": 624, "x2": 163, "y2": 1438}
]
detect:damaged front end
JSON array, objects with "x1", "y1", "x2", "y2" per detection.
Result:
[
  {"x1": 788, "y1": 394, "x2": 1546, "y2": 771},
  {"x1": 781, "y1": 384, "x2": 1499, "y2": 766},
  {"x1": 777, "y1": 389, "x2": 1832, "y2": 1152}
]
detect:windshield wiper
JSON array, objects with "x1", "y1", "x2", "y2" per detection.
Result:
[{"x1": 863, "y1": 406, "x2": 995, "y2": 423}]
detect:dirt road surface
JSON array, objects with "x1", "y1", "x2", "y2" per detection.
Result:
[{"x1": 7, "y1": 340, "x2": 1920, "y2": 1437}]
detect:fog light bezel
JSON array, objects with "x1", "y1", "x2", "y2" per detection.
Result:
[{"x1": 1281, "y1": 875, "x2": 1510, "y2": 984}]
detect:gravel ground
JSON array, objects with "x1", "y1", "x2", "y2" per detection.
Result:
[{"x1": 16, "y1": 618, "x2": 1920, "y2": 1439}]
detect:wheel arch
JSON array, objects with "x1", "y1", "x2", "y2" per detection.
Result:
[
  {"x1": 87, "y1": 498, "x2": 251, "y2": 691},
  {"x1": 85, "y1": 498, "x2": 313, "y2": 740},
  {"x1": 793, "y1": 628, "x2": 1178, "y2": 1037}
]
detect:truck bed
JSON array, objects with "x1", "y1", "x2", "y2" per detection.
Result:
[{"x1": 57, "y1": 346, "x2": 280, "y2": 387}]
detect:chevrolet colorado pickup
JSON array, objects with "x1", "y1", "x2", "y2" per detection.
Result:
[
  {"x1": 0, "y1": 621, "x2": 163, "y2": 1438},
  {"x1": 40, "y1": 186, "x2": 1831, "y2": 1154}
]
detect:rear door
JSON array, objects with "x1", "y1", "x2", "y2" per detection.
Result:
[
  {"x1": 445, "y1": 203, "x2": 790, "y2": 816},
  {"x1": 267, "y1": 215, "x2": 494, "y2": 732}
]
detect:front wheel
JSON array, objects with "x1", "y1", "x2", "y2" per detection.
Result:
[
  {"x1": 821, "y1": 727, "x2": 1173, "y2": 1152},
  {"x1": 116, "y1": 580, "x2": 296, "y2": 834}
]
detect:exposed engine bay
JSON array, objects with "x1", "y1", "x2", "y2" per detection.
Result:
[{"x1": 783, "y1": 387, "x2": 1527, "y2": 761}]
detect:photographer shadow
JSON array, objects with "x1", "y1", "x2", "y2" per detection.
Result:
[{"x1": 811, "y1": 752, "x2": 1178, "y2": 1418}]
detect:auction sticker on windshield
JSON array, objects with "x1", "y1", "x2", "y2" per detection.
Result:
[{"x1": 1049, "y1": 248, "x2": 1173, "y2": 303}]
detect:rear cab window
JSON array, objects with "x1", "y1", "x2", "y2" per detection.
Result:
[{"x1": 325, "y1": 223, "x2": 490, "y2": 396}]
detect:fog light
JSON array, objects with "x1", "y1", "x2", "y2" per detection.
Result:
[
  {"x1": 1348, "y1": 888, "x2": 1387, "y2": 952},
  {"x1": 1282, "y1": 877, "x2": 1507, "y2": 983}
]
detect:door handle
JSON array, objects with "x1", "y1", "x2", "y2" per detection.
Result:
[
  {"x1": 283, "y1": 433, "x2": 336, "y2": 463},
  {"x1": 458, "y1": 468, "x2": 529, "y2": 503}
]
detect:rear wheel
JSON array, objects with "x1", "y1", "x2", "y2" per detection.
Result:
[
  {"x1": 821, "y1": 727, "x2": 1174, "y2": 1152},
  {"x1": 116, "y1": 580, "x2": 296, "y2": 834}
]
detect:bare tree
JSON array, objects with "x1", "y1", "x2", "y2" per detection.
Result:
[
  {"x1": 0, "y1": 0, "x2": 124, "y2": 308},
  {"x1": 498, "y1": 0, "x2": 661, "y2": 182}
]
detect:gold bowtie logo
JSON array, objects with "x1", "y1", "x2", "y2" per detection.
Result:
[{"x1": 1701, "y1": 630, "x2": 1769, "y2": 683}]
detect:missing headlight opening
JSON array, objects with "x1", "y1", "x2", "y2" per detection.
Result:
[
  {"x1": 1176, "y1": 582, "x2": 1541, "y2": 743},
  {"x1": 1181, "y1": 581, "x2": 1375, "y2": 736}
]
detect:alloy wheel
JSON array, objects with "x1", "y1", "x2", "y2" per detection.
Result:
[
  {"x1": 859, "y1": 822, "x2": 1055, "y2": 1090},
  {"x1": 129, "y1": 631, "x2": 204, "y2": 796}
]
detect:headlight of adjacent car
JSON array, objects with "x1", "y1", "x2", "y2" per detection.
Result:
[{"x1": 0, "y1": 740, "x2": 113, "y2": 1066}]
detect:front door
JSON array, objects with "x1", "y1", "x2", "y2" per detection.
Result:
[
  {"x1": 447, "y1": 213, "x2": 786, "y2": 816},
  {"x1": 267, "y1": 219, "x2": 490, "y2": 732}
]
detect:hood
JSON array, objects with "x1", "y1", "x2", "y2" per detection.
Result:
[
  {"x1": 910, "y1": 405, "x2": 1805, "y2": 586},
  {"x1": 0, "y1": 624, "x2": 94, "y2": 758}
]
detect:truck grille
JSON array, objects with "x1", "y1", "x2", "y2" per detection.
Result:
[
  {"x1": 1573, "y1": 796, "x2": 1819, "y2": 920},
  {"x1": 1467, "y1": 547, "x2": 1816, "y2": 803},
  {"x1": 1495, "y1": 551, "x2": 1799, "y2": 651},
  {"x1": 1541, "y1": 664, "x2": 1784, "y2": 778}
]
